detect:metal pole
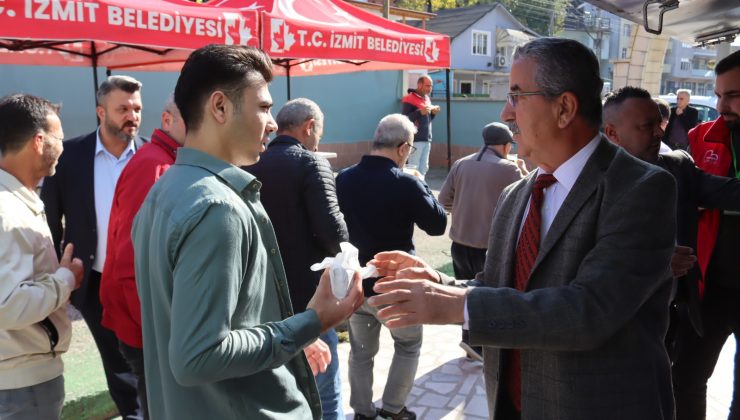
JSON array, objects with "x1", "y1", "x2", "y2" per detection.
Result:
[
  {"x1": 286, "y1": 63, "x2": 291, "y2": 100},
  {"x1": 446, "y1": 68, "x2": 451, "y2": 171},
  {"x1": 383, "y1": 0, "x2": 390, "y2": 18},
  {"x1": 91, "y1": 42, "x2": 100, "y2": 125}
]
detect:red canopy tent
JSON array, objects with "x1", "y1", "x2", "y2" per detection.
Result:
[{"x1": 0, "y1": 0, "x2": 453, "y2": 163}]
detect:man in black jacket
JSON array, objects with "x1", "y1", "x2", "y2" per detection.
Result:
[
  {"x1": 665, "y1": 89, "x2": 700, "y2": 150},
  {"x1": 603, "y1": 86, "x2": 740, "y2": 363},
  {"x1": 243, "y1": 98, "x2": 348, "y2": 420},
  {"x1": 41, "y1": 76, "x2": 145, "y2": 419},
  {"x1": 337, "y1": 114, "x2": 447, "y2": 420}
]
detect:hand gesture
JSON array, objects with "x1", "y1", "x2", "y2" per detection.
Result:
[
  {"x1": 430, "y1": 105, "x2": 441, "y2": 115},
  {"x1": 60, "y1": 243, "x2": 83, "y2": 290},
  {"x1": 307, "y1": 268, "x2": 364, "y2": 333},
  {"x1": 671, "y1": 245, "x2": 697, "y2": 278},
  {"x1": 369, "y1": 251, "x2": 430, "y2": 278},
  {"x1": 304, "y1": 338, "x2": 331, "y2": 376},
  {"x1": 367, "y1": 279, "x2": 468, "y2": 328}
]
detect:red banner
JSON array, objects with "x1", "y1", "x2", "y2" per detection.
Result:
[{"x1": 0, "y1": 0, "x2": 259, "y2": 64}]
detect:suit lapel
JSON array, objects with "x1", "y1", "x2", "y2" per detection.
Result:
[
  {"x1": 82, "y1": 132, "x2": 98, "y2": 223},
  {"x1": 528, "y1": 137, "x2": 615, "y2": 279}
]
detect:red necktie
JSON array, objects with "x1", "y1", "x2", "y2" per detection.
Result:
[{"x1": 506, "y1": 173, "x2": 557, "y2": 412}]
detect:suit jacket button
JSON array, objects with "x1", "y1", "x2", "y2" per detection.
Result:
[
  {"x1": 89, "y1": 254, "x2": 95, "y2": 260},
  {"x1": 271, "y1": 248, "x2": 277, "y2": 255}
]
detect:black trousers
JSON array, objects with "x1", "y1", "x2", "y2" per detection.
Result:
[
  {"x1": 450, "y1": 242, "x2": 487, "y2": 280},
  {"x1": 78, "y1": 270, "x2": 142, "y2": 420},
  {"x1": 119, "y1": 341, "x2": 148, "y2": 420},
  {"x1": 672, "y1": 281, "x2": 740, "y2": 420}
]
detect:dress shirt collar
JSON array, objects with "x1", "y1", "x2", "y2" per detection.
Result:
[
  {"x1": 95, "y1": 128, "x2": 136, "y2": 160},
  {"x1": 175, "y1": 147, "x2": 257, "y2": 195},
  {"x1": 0, "y1": 168, "x2": 44, "y2": 215},
  {"x1": 538, "y1": 134, "x2": 601, "y2": 192}
]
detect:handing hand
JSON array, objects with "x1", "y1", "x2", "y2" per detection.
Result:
[
  {"x1": 420, "y1": 106, "x2": 430, "y2": 116},
  {"x1": 367, "y1": 278, "x2": 468, "y2": 329},
  {"x1": 370, "y1": 251, "x2": 430, "y2": 278},
  {"x1": 430, "y1": 105, "x2": 441, "y2": 115},
  {"x1": 671, "y1": 245, "x2": 697, "y2": 278},
  {"x1": 60, "y1": 243, "x2": 83, "y2": 290},
  {"x1": 304, "y1": 338, "x2": 331, "y2": 376},
  {"x1": 307, "y1": 268, "x2": 364, "y2": 333}
]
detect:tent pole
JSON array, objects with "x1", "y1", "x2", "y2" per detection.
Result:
[
  {"x1": 91, "y1": 42, "x2": 100, "y2": 125},
  {"x1": 286, "y1": 63, "x2": 291, "y2": 100},
  {"x1": 446, "y1": 68, "x2": 451, "y2": 171}
]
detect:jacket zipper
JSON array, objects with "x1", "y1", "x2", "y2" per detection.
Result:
[{"x1": 38, "y1": 317, "x2": 59, "y2": 358}]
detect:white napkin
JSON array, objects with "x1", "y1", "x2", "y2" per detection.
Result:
[{"x1": 310, "y1": 242, "x2": 379, "y2": 299}]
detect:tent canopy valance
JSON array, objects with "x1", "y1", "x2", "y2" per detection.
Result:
[{"x1": 0, "y1": 0, "x2": 450, "y2": 75}]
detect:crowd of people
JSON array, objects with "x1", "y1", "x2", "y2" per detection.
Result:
[{"x1": 0, "y1": 38, "x2": 738, "y2": 420}]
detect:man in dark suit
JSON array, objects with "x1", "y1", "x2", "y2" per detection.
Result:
[
  {"x1": 665, "y1": 89, "x2": 699, "y2": 150},
  {"x1": 368, "y1": 38, "x2": 677, "y2": 420},
  {"x1": 603, "y1": 86, "x2": 740, "y2": 364},
  {"x1": 41, "y1": 75, "x2": 146, "y2": 419},
  {"x1": 242, "y1": 98, "x2": 348, "y2": 420}
]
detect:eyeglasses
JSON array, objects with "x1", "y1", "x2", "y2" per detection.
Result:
[
  {"x1": 506, "y1": 91, "x2": 548, "y2": 108},
  {"x1": 398, "y1": 142, "x2": 417, "y2": 154}
]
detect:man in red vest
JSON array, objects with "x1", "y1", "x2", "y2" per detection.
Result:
[{"x1": 673, "y1": 49, "x2": 740, "y2": 420}]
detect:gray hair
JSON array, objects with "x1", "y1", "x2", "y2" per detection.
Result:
[
  {"x1": 163, "y1": 93, "x2": 177, "y2": 114},
  {"x1": 676, "y1": 88, "x2": 691, "y2": 97},
  {"x1": 276, "y1": 98, "x2": 323, "y2": 132},
  {"x1": 513, "y1": 37, "x2": 603, "y2": 128},
  {"x1": 373, "y1": 114, "x2": 417, "y2": 149},
  {"x1": 96, "y1": 75, "x2": 142, "y2": 106}
]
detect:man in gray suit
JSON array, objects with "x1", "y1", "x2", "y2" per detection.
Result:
[{"x1": 368, "y1": 38, "x2": 677, "y2": 420}]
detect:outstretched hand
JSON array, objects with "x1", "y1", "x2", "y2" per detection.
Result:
[{"x1": 367, "y1": 278, "x2": 468, "y2": 329}]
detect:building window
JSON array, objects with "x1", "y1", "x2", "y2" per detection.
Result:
[
  {"x1": 472, "y1": 30, "x2": 490, "y2": 56},
  {"x1": 460, "y1": 82, "x2": 472, "y2": 95},
  {"x1": 622, "y1": 24, "x2": 631, "y2": 37},
  {"x1": 482, "y1": 81, "x2": 492, "y2": 95},
  {"x1": 680, "y1": 59, "x2": 690, "y2": 71},
  {"x1": 621, "y1": 48, "x2": 628, "y2": 59}
]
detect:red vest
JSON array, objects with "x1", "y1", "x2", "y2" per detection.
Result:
[{"x1": 689, "y1": 117, "x2": 732, "y2": 297}]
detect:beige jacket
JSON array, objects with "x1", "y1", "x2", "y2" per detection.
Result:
[
  {"x1": 0, "y1": 169, "x2": 74, "y2": 389},
  {"x1": 439, "y1": 147, "x2": 523, "y2": 249}
]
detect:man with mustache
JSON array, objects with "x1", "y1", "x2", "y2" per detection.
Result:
[
  {"x1": 672, "y1": 49, "x2": 740, "y2": 420},
  {"x1": 41, "y1": 75, "x2": 146, "y2": 419},
  {"x1": 368, "y1": 38, "x2": 677, "y2": 419},
  {"x1": 0, "y1": 94, "x2": 84, "y2": 420}
]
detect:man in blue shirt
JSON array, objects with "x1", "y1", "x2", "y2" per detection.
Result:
[{"x1": 131, "y1": 45, "x2": 363, "y2": 420}]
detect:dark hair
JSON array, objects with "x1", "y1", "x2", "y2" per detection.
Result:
[
  {"x1": 513, "y1": 37, "x2": 604, "y2": 128},
  {"x1": 0, "y1": 94, "x2": 60, "y2": 155},
  {"x1": 96, "y1": 75, "x2": 142, "y2": 106},
  {"x1": 603, "y1": 86, "x2": 652, "y2": 110},
  {"x1": 715, "y1": 50, "x2": 740, "y2": 75},
  {"x1": 175, "y1": 44, "x2": 273, "y2": 132},
  {"x1": 602, "y1": 86, "x2": 653, "y2": 124}
]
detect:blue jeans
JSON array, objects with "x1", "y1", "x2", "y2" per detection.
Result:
[
  {"x1": 0, "y1": 375, "x2": 64, "y2": 420},
  {"x1": 315, "y1": 329, "x2": 344, "y2": 420},
  {"x1": 406, "y1": 141, "x2": 431, "y2": 176}
]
